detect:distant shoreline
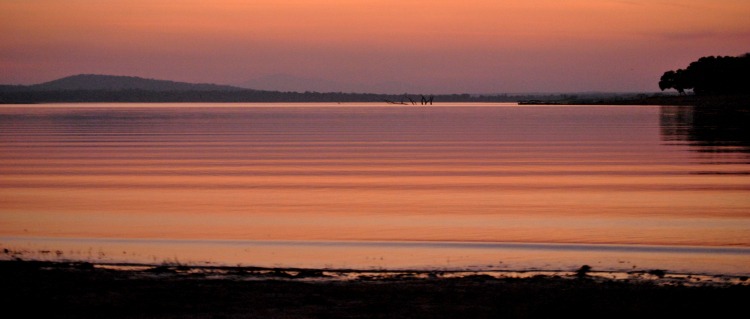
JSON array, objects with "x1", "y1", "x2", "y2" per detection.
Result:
[
  {"x1": 3, "y1": 91, "x2": 747, "y2": 107},
  {"x1": 4, "y1": 74, "x2": 748, "y2": 107},
  {"x1": 519, "y1": 94, "x2": 750, "y2": 108}
]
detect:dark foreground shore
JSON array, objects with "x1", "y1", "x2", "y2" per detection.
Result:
[{"x1": 2, "y1": 260, "x2": 749, "y2": 318}]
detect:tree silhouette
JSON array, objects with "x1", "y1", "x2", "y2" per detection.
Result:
[
  {"x1": 659, "y1": 70, "x2": 690, "y2": 94},
  {"x1": 659, "y1": 53, "x2": 750, "y2": 96}
]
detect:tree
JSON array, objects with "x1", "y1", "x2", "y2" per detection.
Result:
[
  {"x1": 659, "y1": 53, "x2": 750, "y2": 96},
  {"x1": 659, "y1": 70, "x2": 690, "y2": 95}
]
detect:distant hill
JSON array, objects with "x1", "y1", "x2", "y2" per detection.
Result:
[{"x1": 27, "y1": 74, "x2": 246, "y2": 92}]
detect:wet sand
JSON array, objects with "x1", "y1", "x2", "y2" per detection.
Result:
[{"x1": 2, "y1": 260, "x2": 748, "y2": 318}]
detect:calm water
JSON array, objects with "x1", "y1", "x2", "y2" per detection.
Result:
[{"x1": 1, "y1": 103, "x2": 749, "y2": 274}]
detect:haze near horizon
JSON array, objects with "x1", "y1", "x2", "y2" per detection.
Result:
[{"x1": 1, "y1": 0, "x2": 749, "y2": 94}]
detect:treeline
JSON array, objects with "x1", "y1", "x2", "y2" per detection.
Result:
[
  {"x1": 659, "y1": 53, "x2": 750, "y2": 96},
  {"x1": 0, "y1": 88, "x2": 561, "y2": 104}
]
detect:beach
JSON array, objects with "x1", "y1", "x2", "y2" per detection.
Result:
[{"x1": 2, "y1": 260, "x2": 749, "y2": 318}]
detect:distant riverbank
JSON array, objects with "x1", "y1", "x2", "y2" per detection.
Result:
[{"x1": 520, "y1": 94, "x2": 750, "y2": 108}]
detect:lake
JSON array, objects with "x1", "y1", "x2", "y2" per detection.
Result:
[{"x1": 1, "y1": 103, "x2": 749, "y2": 275}]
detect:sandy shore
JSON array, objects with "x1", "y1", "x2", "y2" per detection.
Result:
[{"x1": 2, "y1": 260, "x2": 749, "y2": 318}]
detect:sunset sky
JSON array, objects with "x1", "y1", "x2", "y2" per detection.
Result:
[{"x1": 1, "y1": 0, "x2": 749, "y2": 93}]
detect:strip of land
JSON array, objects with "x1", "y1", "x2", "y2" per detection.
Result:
[
  {"x1": 1, "y1": 260, "x2": 748, "y2": 318},
  {"x1": 519, "y1": 94, "x2": 750, "y2": 108}
]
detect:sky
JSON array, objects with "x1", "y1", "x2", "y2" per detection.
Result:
[{"x1": 1, "y1": 0, "x2": 749, "y2": 94}]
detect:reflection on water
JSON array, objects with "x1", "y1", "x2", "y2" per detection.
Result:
[
  {"x1": 661, "y1": 105, "x2": 750, "y2": 155},
  {"x1": 1, "y1": 103, "x2": 749, "y2": 275}
]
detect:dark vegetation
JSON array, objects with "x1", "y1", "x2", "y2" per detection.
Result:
[
  {"x1": 659, "y1": 53, "x2": 750, "y2": 96},
  {"x1": 1, "y1": 260, "x2": 748, "y2": 319},
  {"x1": 519, "y1": 53, "x2": 749, "y2": 108}
]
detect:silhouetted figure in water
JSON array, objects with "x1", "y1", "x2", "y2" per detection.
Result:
[
  {"x1": 384, "y1": 95, "x2": 432, "y2": 105},
  {"x1": 405, "y1": 95, "x2": 417, "y2": 105}
]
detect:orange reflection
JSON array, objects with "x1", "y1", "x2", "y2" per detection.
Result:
[{"x1": 2, "y1": 104, "x2": 749, "y2": 274}]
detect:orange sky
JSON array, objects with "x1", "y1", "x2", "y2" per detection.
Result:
[{"x1": 2, "y1": 0, "x2": 749, "y2": 93}]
